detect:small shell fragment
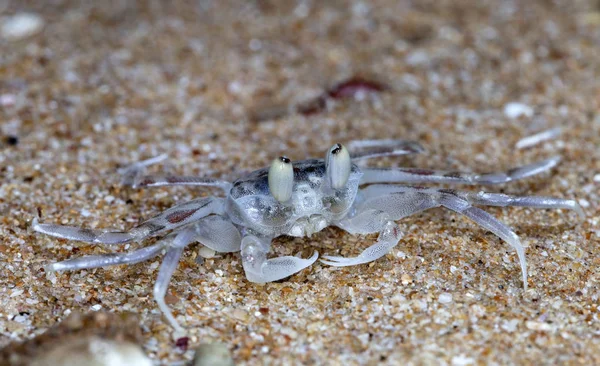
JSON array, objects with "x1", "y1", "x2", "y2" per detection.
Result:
[
  {"x1": 515, "y1": 127, "x2": 562, "y2": 149},
  {"x1": 504, "y1": 102, "x2": 534, "y2": 119},
  {"x1": 1, "y1": 13, "x2": 44, "y2": 41}
]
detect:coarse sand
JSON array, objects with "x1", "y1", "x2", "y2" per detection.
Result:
[{"x1": 1, "y1": 0, "x2": 599, "y2": 364}]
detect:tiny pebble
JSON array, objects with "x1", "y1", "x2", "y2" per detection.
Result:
[
  {"x1": 232, "y1": 308, "x2": 248, "y2": 322},
  {"x1": 1, "y1": 13, "x2": 44, "y2": 40},
  {"x1": 593, "y1": 174, "x2": 600, "y2": 183},
  {"x1": 13, "y1": 314, "x2": 28, "y2": 323},
  {"x1": 452, "y1": 354, "x2": 475, "y2": 366},
  {"x1": 438, "y1": 293, "x2": 453, "y2": 304},
  {"x1": 504, "y1": 102, "x2": 534, "y2": 119},
  {"x1": 198, "y1": 246, "x2": 216, "y2": 258},
  {"x1": 0, "y1": 94, "x2": 16, "y2": 107},
  {"x1": 525, "y1": 320, "x2": 554, "y2": 332},
  {"x1": 501, "y1": 319, "x2": 520, "y2": 332},
  {"x1": 193, "y1": 343, "x2": 234, "y2": 366},
  {"x1": 10, "y1": 289, "x2": 24, "y2": 297}
]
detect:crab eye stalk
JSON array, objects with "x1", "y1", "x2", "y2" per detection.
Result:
[
  {"x1": 325, "y1": 143, "x2": 351, "y2": 189},
  {"x1": 268, "y1": 156, "x2": 294, "y2": 202}
]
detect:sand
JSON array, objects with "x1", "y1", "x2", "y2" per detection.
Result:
[{"x1": 1, "y1": 0, "x2": 599, "y2": 364}]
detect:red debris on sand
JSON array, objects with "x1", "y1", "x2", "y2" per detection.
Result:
[
  {"x1": 326, "y1": 77, "x2": 388, "y2": 99},
  {"x1": 252, "y1": 76, "x2": 389, "y2": 121},
  {"x1": 175, "y1": 337, "x2": 189, "y2": 351},
  {"x1": 297, "y1": 76, "x2": 388, "y2": 116}
]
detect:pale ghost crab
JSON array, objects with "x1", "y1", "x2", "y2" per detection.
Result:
[{"x1": 33, "y1": 139, "x2": 583, "y2": 331}]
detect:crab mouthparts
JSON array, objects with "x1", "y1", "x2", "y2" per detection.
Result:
[{"x1": 287, "y1": 215, "x2": 328, "y2": 237}]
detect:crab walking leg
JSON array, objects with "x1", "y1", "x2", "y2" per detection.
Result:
[
  {"x1": 130, "y1": 175, "x2": 232, "y2": 191},
  {"x1": 154, "y1": 247, "x2": 185, "y2": 332},
  {"x1": 459, "y1": 190, "x2": 583, "y2": 217},
  {"x1": 119, "y1": 154, "x2": 169, "y2": 186},
  {"x1": 360, "y1": 156, "x2": 561, "y2": 185},
  {"x1": 326, "y1": 187, "x2": 530, "y2": 289},
  {"x1": 115, "y1": 218, "x2": 241, "y2": 331},
  {"x1": 321, "y1": 192, "x2": 439, "y2": 266},
  {"x1": 32, "y1": 197, "x2": 225, "y2": 245},
  {"x1": 48, "y1": 240, "x2": 168, "y2": 271},
  {"x1": 151, "y1": 227, "x2": 203, "y2": 332},
  {"x1": 361, "y1": 185, "x2": 584, "y2": 218},
  {"x1": 240, "y1": 235, "x2": 319, "y2": 283},
  {"x1": 437, "y1": 194, "x2": 528, "y2": 289},
  {"x1": 118, "y1": 154, "x2": 232, "y2": 191},
  {"x1": 348, "y1": 139, "x2": 426, "y2": 160}
]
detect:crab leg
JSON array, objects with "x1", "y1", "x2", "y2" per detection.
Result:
[
  {"x1": 44, "y1": 214, "x2": 241, "y2": 331},
  {"x1": 119, "y1": 154, "x2": 231, "y2": 191},
  {"x1": 348, "y1": 139, "x2": 426, "y2": 160},
  {"x1": 129, "y1": 175, "x2": 232, "y2": 191},
  {"x1": 323, "y1": 192, "x2": 436, "y2": 267},
  {"x1": 360, "y1": 185, "x2": 584, "y2": 218},
  {"x1": 119, "y1": 154, "x2": 169, "y2": 186},
  {"x1": 154, "y1": 245, "x2": 185, "y2": 332},
  {"x1": 360, "y1": 156, "x2": 561, "y2": 185},
  {"x1": 48, "y1": 240, "x2": 168, "y2": 271},
  {"x1": 45, "y1": 214, "x2": 242, "y2": 272},
  {"x1": 33, "y1": 197, "x2": 225, "y2": 245},
  {"x1": 439, "y1": 195, "x2": 528, "y2": 289},
  {"x1": 335, "y1": 185, "x2": 581, "y2": 287},
  {"x1": 324, "y1": 187, "x2": 535, "y2": 289}
]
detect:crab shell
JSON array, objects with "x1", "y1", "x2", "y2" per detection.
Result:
[{"x1": 226, "y1": 159, "x2": 362, "y2": 237}]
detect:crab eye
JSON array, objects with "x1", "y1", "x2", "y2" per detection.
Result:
[
  {"x1": 325, "y1": 143, "x2": 351, "y2": 189},
  {"x1": 268, "y1": 156, "x2": 294, "y2": 202}
]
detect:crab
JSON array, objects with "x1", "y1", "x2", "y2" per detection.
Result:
[{"x1": 33, "y1": 139, "x2": 583, "y2": 331}]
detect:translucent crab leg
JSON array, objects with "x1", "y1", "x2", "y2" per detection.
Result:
[
  {"x1": 130, "y1": 175, "x2": 232, "y2": 191},
  {"x1": 118, "y1": 154, "x2": 232, "y2": 191},
  {"x1": 48, "y1": 240, "x2": 168, "y2": 271},
  {"x1": 461, "y1": 190, "x2": 583, "y2": 217},
  {"x1": 361, "y1": 185, "x2": 584, "y2": 218},
  {"x1": 152, "y1": 219, "x2": 242, "y2": 331},
  {"x1": 327, "y1": 187, "x2": 530, "y2": 289},
  {"x1": 119, "y1": 154, "x2": 169, "y2": 187},
  {"x1": 438, "y1": 194, "x2": 528, "y2": 290},
  {"x1": 33, "y1": 197, "x2": 224, "y2": 245},
  {"x1": 348, "y1": 139, "x2": 426, "y2": 160},
  {"x1": 360, "y1": 156, "x2": 560, "y2": 185}
]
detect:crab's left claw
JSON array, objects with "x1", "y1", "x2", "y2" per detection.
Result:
[
  {"x1": 258, "y1": 251, "x2": 319, "y2": 283},
  {"x1": 241, "y1": 235, "x2": 319, "y2": 283}
]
